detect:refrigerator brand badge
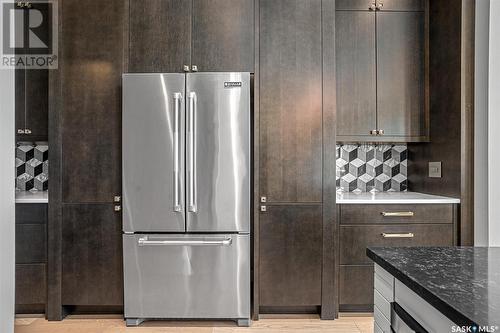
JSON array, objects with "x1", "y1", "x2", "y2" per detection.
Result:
[{"x1": 224, "y1": 81, "x2": 242, "y2": 88}]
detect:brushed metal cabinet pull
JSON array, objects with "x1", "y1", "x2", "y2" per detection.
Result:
[
  {"x1": 382, "y1": 233, "x2": 414, "y2": 238},
  {"x1": 381, "y1": 211, "x2": 414, "y2": 217}
]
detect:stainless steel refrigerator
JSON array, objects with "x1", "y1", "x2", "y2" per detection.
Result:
[{"x1": 122, "y1": 73, "x2": 251, "y2": 327}]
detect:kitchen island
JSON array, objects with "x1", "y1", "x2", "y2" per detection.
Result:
[{"x1": 367, "y1": 247, "x2": 500, "y2": 332}]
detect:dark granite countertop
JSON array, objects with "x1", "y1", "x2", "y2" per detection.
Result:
[{"x1": 367, "y1": 247, "x2": 500, "y2": 327}]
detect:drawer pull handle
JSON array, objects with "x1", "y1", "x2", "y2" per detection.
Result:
[
  {"x1": 138, "y1": 237, "x2": 232, "y2": 246},
  {"x1": 382, "y1": 233, "x2": 414, "y2": 238},
  {"x1": 381, "y1": 211, "x2": 414, "y2": 217}
]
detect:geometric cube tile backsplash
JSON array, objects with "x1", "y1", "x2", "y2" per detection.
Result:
[
  {"x1": 16, "y1": 142, "x2": 48, "y2": 192},
  {"x1": 336, "y1": 144, "x2": 407, "y2": 192}
]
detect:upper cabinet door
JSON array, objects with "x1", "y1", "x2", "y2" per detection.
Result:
[
  {"x1": 336, "y1": 0, "x2": 373, "y2": 11},
  {"x1": 25, "y1": 69, "x2": 49, "y2": 138},
  {"x1": 128, "y1": 0, "x2": 191, "y2": 72},
  {"x1": 378, "y1": 0, "x2": 425, "y2": 11},
  {"x1": 259, "y1": 0, "x2": 322, "y2": 203},
  {"x1": 336, "y1": 11, "x2": 376, "y2": 137},
  {"x1": 61, "y1": 0, "x2": 124, "y2": 203},
  {"x1": 377, "y1": 12, "x2": 425, "y2": 137},
  {"x1": 191, "y1": 0, "x2": 254, "y2": 72}
]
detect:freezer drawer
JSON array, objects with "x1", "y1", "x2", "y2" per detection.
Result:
[{"x1": 123, "y1": 233, "x2": 250, "y2": 320}]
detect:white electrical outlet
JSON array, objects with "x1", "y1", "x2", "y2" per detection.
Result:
[{"x1": 429, "y1": 162, "x2": 442, "y2": 178}]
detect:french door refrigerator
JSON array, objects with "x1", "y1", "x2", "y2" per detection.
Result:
[{"x1": 122, "y1": 73, "x2": 251, "y2": 327}]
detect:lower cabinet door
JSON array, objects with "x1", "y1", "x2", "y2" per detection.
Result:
[
  {"x1": 62, "y1": 204, "x2": 123, "y2": 306},
  {"x1": 339, "y1": 265, "x2": 374, "y2": 311},
  {"x1": 259, "y1": 205, "x2": 322, "y2": 307},
  {"x1": 16, "y1": 263, "x2": 46, "y2": 305},
  {"x1": 123, "y1": 234, "x2": 250, "y2": 319}
]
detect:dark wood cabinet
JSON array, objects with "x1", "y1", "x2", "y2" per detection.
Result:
[
  {"x1": 377, "y1": 11, "x2": 425, "y2": 137},
  {"x1": 381, "y1": 0, "x2": 425, "y2": 11},
  {"x1": 49, "y1": 0, "x2": 125, "y2": 318},
  {"x1": 192, "y1": 0, "x2": 254, "y2": 72},
  {"x1": 14, "y1": 1, "x2": 49, "y2": 141},
  {"x1": 336, "y1": 11, "x2": 376, "y2": 136},
  {"x1": 15, "y1": 204, "x2": 47, "y2": 313},
  {"x1": 339, "y1": 265, "x2": 374, "y2": 310},
  {"x1": 338, "y1": 203, "x2": 456, "y2": 312},
  {"x1": 256, "y1": 0, "x2": 335, "y2": 317},
  {"x1": 336, "y1": 0, "x2": 373, "y2": 10},
  {"x1": 15, "y1": 69, "x2": 49, "y2": 141},
  {"x1": 62, "y1": 204, "x2": 123, "y2": 306},
  {"x1": 16, "y1": 264, "x2": 47, "y2": 307},
  {"x1": 128, "y1": 0, "x2": 254, "y2": 73},
  {"x1": 335, "y1": 3, "x2": 428, "y2": 142},
  {"x1": 259, "y1": 205, "x2": 322, "y2": 307},
  {"x1": 128, "y1": 0, "x2": 191, "y2": 73},
  {"x1": 60, "y1": 0, "x2": 123, "y2": 204},
  {"x1": 259, "y1": 0, "x2": 323, "y2": 204},
  {"x1": 336, "y1": 0, "x2": 424, "y2": 11}
]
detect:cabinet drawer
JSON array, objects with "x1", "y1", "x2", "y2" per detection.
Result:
[
  {"x1": 374, "y1": 273, "x2": 393, "y2": 303},
  {"x1": 339, "y1": 265, "x2": 374, "y2": 310},
  {"x1": 374, "y1": 289, "x2": 391, "y2": 320},
  {"x1": 15, "y1": 204, "x2": 47, "y2": 224},
  {"x1": 16, "y1": 264, "x2": 46, "y2": 305},
  {"x1": 340, "y1": 204, "x2": 454, "y2": 225},
  {"x1": 374, "y1": 304, "x2": 391, "y2": 332},
  {"x1": 340, "y1": 224, "x2": 454, "y2": 264},
  {"x1": 15, "y1": 224, "x2": 47, "y2": 263}
]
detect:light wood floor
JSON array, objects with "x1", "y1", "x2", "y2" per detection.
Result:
[{"x1": 15, "y1": 314, "x2": 374, "y2": 333}]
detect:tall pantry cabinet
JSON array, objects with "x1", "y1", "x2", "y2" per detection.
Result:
[{"x1": 255, "y1": 0, "x2": 337, "y2": 319}]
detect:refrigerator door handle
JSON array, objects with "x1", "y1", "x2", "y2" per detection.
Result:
[
  {"x1": 138, "y1": 236, "x2": 232, "y2": 246},
  {"x1": 187, "y1": 91, "x2": 197, "y2": 213},
  {"x1": 173, "y1": 92, "x2": 183, "y2": 213}
]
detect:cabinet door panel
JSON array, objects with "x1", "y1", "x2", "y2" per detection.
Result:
[
  {"x1": 15, "y1": 69, "x2": 25, "y2": 135},
  {"x1": 336, "y1": 0, "x2": 372, "y2": 11},
  {"x1": 129, "y1": 0, "x2": 191, "y2": 72},
  {"x1": 380, "y1": 0, "x2": 425, "y2": 11},
  {"x1": 16, "y1": 224, "x2": 47, "y2": 264},
  {"x1": 192, "y1": 0, "x2": 254, "y2": 72},
  {"x1": 377, "y1": 12, "x2": 425, "y2": 137},
  {"x1": 339, "y1": 265, "x2": 374, "y2": 311},
  {"x1": 25, "y1": 69, "x2": 49, "y2": 138},
  {"x1": 336, "y1": 11, "x2": 376, "y2": 137},
  {"x1": 259, "y1": 0, "x2": 322, "y2": 203},
  {"x1": 60, "y1": 0, "x2": 123, "y2": 203},
  {"x1": 62, "y1": 204, "x2": 123, "y2": 306},
  {"x1": 259, "y1": 205, "x2": 322, "y2": 306},
  {"x1": 16, "y1": 264, "x2": 47, "y2": 305}
]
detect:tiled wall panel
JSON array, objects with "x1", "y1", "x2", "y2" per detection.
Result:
[
  {"x1": 336, "y1": 144, "x2": 407, "y2": 192},
  {"x1": 16, "y1": 143, "x2": 48, "y2": 191}
]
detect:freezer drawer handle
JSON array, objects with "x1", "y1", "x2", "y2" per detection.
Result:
[
  {"x1": 187, "y1": 91, "x2": 197, "y2": 213},
  {"x1": 137, "y1": 237, "x2": 232, "y2": 246},
  {"x1": 173, "y1": 92, "x2": 183, "y2": 212},
  {"x1": 381, "y1": 233, "x2": 415, "y2": 238}
]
